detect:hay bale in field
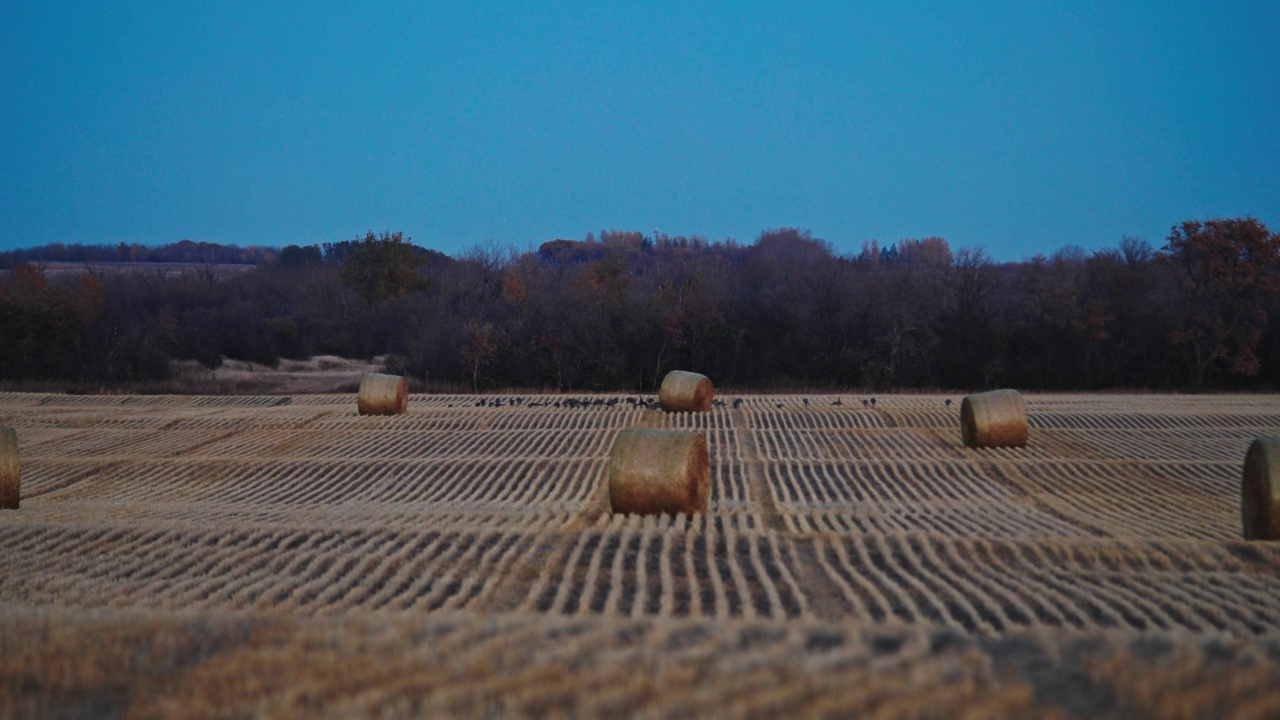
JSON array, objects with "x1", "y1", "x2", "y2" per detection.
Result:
[
  {"x1": 1242, "y1": 437, "x2": 1280, "y2": 540},
  {"x1": 658, "y1": 370, "x2": 714, "y2": 413},
  {"x1": 0, "y1": 427, "x2": 18, "y2": 510},
  {"x1": 608, "y1": 428, "x2": 710, "y2": 515},
  {"x1": 357, "y1": 372, "x2": 408, "y2": 416},
  {"x1": 960, "y1": 389, "x2": 1028, "y2": 449}
]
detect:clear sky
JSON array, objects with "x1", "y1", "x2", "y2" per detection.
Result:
[{"x1": 3, "y1": 1, "x2": 1277, "y2": 260}]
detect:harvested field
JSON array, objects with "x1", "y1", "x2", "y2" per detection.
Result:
[{"x1": 4, "y1": 392, "x2": 1280, "y2": 718}]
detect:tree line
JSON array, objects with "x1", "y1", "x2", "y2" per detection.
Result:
[
  {"x1": 3, "y1": 220, "x2": 1279, "y2": 392},
  {"x1": 0, "y1": 239, "x2": 278, "y2": 266}
]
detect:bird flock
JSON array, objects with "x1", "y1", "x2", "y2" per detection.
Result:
[{"x1": 447, "y1": 395, "x2": 957, "y2": 410}]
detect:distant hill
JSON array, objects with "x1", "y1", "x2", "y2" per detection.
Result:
[{"x1": 0, "y1": 240, "x2": 278, "y2": 268}]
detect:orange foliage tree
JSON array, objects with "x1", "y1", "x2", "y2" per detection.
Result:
[{"x1": 1162, "y1": 218, "x2": 1280, "y2": 387}]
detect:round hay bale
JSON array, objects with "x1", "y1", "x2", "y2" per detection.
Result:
[
  {"x1": 608, "y1": 428, "x2": 710, "y2": 516},
  {"x1": 959, "y1": 389, "x2": 1028, "y2": 449},
  {"x1": 357, "y1": 372, "x2": 408, "y2": 416},
  {"x1": 1242, "y1": 437, "x2": 1280, "y2": 540},
  {"x1": 658, "y1": 370, "x2": 714, "y2": 413},
  {"x1": 0, "y1": 427, "x2": 18, "y2": 510}
]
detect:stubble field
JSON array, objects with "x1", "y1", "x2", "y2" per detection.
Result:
[{"x1": 4, "y1": 391, "x2": 1280, "y2": 718}]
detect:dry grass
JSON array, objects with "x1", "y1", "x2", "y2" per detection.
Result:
[
  {"x1": 4, "y1": 606, "x2": 1280, "y2": 719},
  {"x1": 3, "y1": 391, "x2": 1280, "y2": 717},
  {"x1": 183, "y1": 356, "x2": 382, "y2": 395}
]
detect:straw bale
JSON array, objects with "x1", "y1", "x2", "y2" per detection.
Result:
[
  {"x1": 658, "y1": 370, "x2": 714, "y2": 413},
  {"x1": 357, "y1": 373, "x2": 408, "y2": 416},
  {"x1": 608, "y1": 428, "x2": 710, "y2": 515},
  {"x1": 0, "y1": 427, "x2": 18, "y2": 510},
  {"x1": 1242, "y1": 437, "x2": 1280, "y2": 540},
  {"x1": 960, "y1": 389, "x2": 1028, "y2": 448}
]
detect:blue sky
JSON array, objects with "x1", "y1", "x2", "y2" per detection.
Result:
[{"x1": 3, "y1": 1, "x2": 1277, "y2": 259}]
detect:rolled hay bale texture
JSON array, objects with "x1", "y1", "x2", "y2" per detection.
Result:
[
  {"x1": 0, "y1": 427, "x2": 18, "y2": 510},
  {"x1": 960, "y1": 389, "x2": 1028, "y2": 449},
  {"x1": 1242, "y1": 437, "x2": 1280, "y2": 540},
  {"x1": 608, "y1": 428, "x2": 710, "y2": 516},
  {"x1": 357, "y1": 372, "x2": 408, "y2": 416},
  {"x1": 658, "y1": 370, "x2": 714, "y2": 413}
]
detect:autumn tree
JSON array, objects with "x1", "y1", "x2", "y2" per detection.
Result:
[
  {"x1": 862, "y1": 238, "x2": 951, "y2": 387},
  {"x1": 0, "y1": 264, "x2": 105, "y2": 380},
  {"x1": 336, "y1": 230, "x2": 427, "y2": 305},
  {"x1": 740, "y1": 228, "x2": 837, "y2": 382},
  {"x1": 896, "y1": 237, "x2": 953, "y2": 269},
  {"x1": 1079, "y1": 237, "x2": 1169, "y2": 387},
  {"x1": 1161, "y1": 218, "x2": 1280, "y2": 388},
  {"x1": 938, "y1": 248, "x2": 1004, "y2": 389},
  {"x1": 461, "y1": 321, "x2": 498, "y2": 392},
  {"x1": 277, "y1": 244, "x2": 322, "y2": 268}
]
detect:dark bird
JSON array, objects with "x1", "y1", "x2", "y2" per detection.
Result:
[
  {"x1": 862, "y1": 399, "x2": 869, "y2": 408},
  {"x1": 733, "y1": 398, "x2": 743, "y2": 409},
  {"x1": 832, "y1": 398, "x2": 843, "y2": 406},
  {"x1": 776, "y1": 402, "x2": 784, "y2": 408},
  {"x1": 803, "y1": 398, "x2": 809, "y2": 408},
  {"x1": 870, "y1": 397, "x2": 876, "y2": 407},
  {"x1": 945, "y1": 398, "x2": 952, "y2": 408},
  {"x1": 475, "y1": 399, "x2": 485, "y2": 407}
]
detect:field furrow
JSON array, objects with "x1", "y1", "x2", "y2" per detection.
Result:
[{"x1": 6, "y1": 391, "x2": 1280, "y2": 714}]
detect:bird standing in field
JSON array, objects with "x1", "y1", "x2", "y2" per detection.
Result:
[
  {"x1": 832, "y1": 398, "x2": 842, "y2": 406},
  {"x1": 803, "y1": 398, "x2": 809, "y2": 408},
  {"x1": 733, "y1": 398, "x2": 743, "y2": 409},
  {"x1": 945, "y1": 398, "x2": 952, "y2": 408},
  {"x1": 870, "y1": 398, "x2": 876, "y2": 407},
  {"x1": 862, "y1": 399, "x2": 869, "y2": 408}
]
